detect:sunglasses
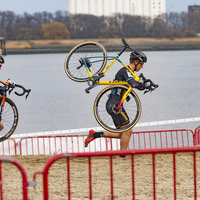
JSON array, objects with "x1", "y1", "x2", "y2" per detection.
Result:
[{"x1": 140, "y1": 62, "x2": 144, "y2": 66}]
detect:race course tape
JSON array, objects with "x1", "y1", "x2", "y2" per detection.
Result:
[{"x1": 12, "y1": 117, "x2": 200, "y2": 139}]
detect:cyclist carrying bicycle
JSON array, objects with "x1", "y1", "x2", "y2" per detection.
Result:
[
  {"x1": 85, "y1": 50, "x2": 147, "y2": 152},
  {"x1": 0, "y1": 55, "x2": 4, "y2": 131}
]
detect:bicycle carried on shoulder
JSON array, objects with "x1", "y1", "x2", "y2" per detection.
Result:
[
  {"x1": 64, "y1": 38, "x2": 158, "y2": 133},
  {"x1": 0, "y1": 79, "x2": 31, "y2": 142}
]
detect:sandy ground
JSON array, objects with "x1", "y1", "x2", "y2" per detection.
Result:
[{"x1": 1, "y1": 152, "x2": 200, "y2": 200}]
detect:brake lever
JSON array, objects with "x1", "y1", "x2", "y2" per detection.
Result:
[
  {"x1": 143, "y1": 84, "x2": 158, "y2": 95},
  {"x1": 144, "y1": 89, "x2": 150, "y2": 94},
  {"x1": 9, "y1": 87, "x2": 15, "y2": 95},
  {"x1": 25, "y1": 89, "x2": 31, "y2": 99}
]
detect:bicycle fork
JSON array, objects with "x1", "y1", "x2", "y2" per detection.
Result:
[
  {"x1": 0, "y1": 96, "x2": 6, "y2": 121},
  {"x1": 117, "y1": 86, "x2": 133, "y2": 110}
]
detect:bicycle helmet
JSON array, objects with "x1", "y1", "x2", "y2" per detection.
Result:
[
  {"x1": 0, "y1": 56, "x2": 4, "y2": 64},
  {"x1": 130, "y1": 50, "x2": 147, "y2": 63}
]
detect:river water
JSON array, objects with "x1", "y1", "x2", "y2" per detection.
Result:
[{"x1": 1, "y1": 50, "x2": 200, "y2": 135}]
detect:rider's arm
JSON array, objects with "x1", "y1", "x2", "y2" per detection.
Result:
[
  {"x1": 123, "y1": 69, "x2": 145, "y2": 90},
  {"x1": 127, "y1": 78, "x2": 144, "y2": 90}
]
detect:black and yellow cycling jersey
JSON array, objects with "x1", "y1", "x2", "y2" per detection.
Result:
[{"x1": 114, "y1": 66, "x2": 144, "y2": 90}]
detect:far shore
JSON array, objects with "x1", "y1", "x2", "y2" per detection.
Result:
[{"x1": 4, "y1": 37, "x2": 200, "y2": 54}]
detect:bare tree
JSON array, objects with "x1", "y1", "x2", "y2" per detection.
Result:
[
  {"x1": 1, "y1": 10, "x2": 200, "y2": 40},
  {"x1": 148, "y1": 17, "x2": 166, "y2": 38}
]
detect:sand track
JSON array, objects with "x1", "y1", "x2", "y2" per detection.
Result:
[{"x1": 1, "y1": 153, "x2": 200, "y2": 199}]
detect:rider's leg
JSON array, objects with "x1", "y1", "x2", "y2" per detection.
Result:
[
  {"x1": 85, "y1": 123, "x2": 132, "y2": 149},
  {"x1": 85, "y1": 130, "x2": 122, "y2": 147},
  {"x1": 120, "y1": 128, "x2": 132, "y2": 150},
  {"x1": 85, "y1": 130, "x2": 105, "y2": 147},
  {"x1": 103, "y1": 131, "x2": 122, "y2": 139},
  {"x1": 0, "y1": 121, "x2": 4, "y2": 131},
  {"x1": 104, "y1": 123, "x2": 132, "y2": 150},
  {"x1": 85, "y1": 103, "x2": 132, "y2": 149}
]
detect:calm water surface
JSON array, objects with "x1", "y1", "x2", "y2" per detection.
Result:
[{"x1": 1, "y1": 50, "x2": 200, "y2": 135}]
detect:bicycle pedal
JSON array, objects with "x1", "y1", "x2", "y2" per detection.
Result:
[{"x1": 85, "y1": 89, "x2": 90, "y2": 93}]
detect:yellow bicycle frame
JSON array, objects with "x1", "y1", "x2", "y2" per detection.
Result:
[
  {"x1": 101, "y1": 55, "x2": 140, "y2": 82},
  {"x1": 83, "y1": 55, "x2": 141, "y2": 110}
]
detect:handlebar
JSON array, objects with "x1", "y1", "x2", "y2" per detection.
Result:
[
  {"x1": 139, "y1": 73, "x2": 159, "y2": 94},
  {"x1": 0, "y1": 79, "x2": 31, "y2": 99},
  {"x1": 14, "y1": 84, "x2": 31, "y2": 99}
]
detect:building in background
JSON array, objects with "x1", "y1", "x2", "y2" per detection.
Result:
[
  {"x1": 188, "y1": 5, "x2": 200, "y2": 13},
  {"x1": 67, "y1": 0, "x2": 166, "y2": 18}
]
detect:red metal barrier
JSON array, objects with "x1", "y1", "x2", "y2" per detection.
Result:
[
  {"x1": 19, "y1": 135, "x2": 93, "y2": 155},
  {"x1": 0, "y1": 128, "x2": 198, "y2": 199},
  {"x1": 131, "y1": 129, "x2": 194, "y2": 149},
  {"x1": 0, "y1": 129, "x2": 195, "y2": 156},
  {"x1": 194, "y1": 126, "x2": 200, "y2": 145},
  {"x1": 19, "y1": 134, "x2": 119, "y2": 155},
  {"x1": 0, "y1": 156, "x2": 29, "y2": 200},
  {"x1": 0, "y1": 138, "x2": 17, "y2": 156},
  {"x1": 19, "y1": 129, "x2": 195, "y2": 155},
  {"x1": 32, "y1": 146, "x2": 200, "y2": 200}
]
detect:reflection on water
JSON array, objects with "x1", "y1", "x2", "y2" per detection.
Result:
[{"x1": 1, "y1": 50, "x2": 200, "y2": 134}]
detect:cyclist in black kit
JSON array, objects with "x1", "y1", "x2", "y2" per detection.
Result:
[
  {"x1": 85, "y1": 50, "x2": 147, "y2": 152},
  {"x1": 106, "y1": 51, "x2": 146, "y2": 128}
]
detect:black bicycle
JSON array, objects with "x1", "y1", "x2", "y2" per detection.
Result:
[{"x1": 0, "y1": 79, "x2": 31, "y2": 142}]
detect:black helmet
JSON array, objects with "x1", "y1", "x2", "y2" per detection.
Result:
[
  {"x1": 130, "y1": 50, "x2": 147, "y2": 63},
  {"x1": 0, "y1": 56, "x2": 4, "y2": 64}
]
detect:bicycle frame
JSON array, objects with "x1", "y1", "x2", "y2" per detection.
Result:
[
  {"x1": 83, "y1": 55, "x2": 140, "y2": 110},
  {"x1": 83, "y1": 55, "x2": 140, "y2": 83}
]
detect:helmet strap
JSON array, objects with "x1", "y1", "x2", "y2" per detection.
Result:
[{"x1": 134, "y1": 61, "x2": 140, "y2": 71}]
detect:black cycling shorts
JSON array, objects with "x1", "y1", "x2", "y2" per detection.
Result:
[{"x1": 106, "y1": 95, "x2": 130, "y2": 129}]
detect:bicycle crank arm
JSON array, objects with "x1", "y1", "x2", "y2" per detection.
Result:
[
  {"x1": 117, "y1": 102, "x2": 123, "y2": 110},
  {"x1": 85, "y1": 86, "x2": 95, "y2": 94}
]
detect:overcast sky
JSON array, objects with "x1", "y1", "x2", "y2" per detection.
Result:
[{"x1": 0, "y1": 0, "x2": 200, "y2": 14}]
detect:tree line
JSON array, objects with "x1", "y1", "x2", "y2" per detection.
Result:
[{"x1": 0, "y1": 10, "x2": 200, "y2": 40}]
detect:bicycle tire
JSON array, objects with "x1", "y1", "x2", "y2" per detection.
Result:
[
  {"x1": 65, "y1": 42, "x2": 107, "y2": 82},
  {"x1": 0, "y1": 96, "x2": 19, "y2": 142},
  {"x1": 93, "y1": 85, "x2": 141, "y2": 133}
]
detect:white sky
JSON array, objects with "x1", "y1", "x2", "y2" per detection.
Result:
[{"x1": 0, "y1": 0, "x2": 200, "y2": 14}]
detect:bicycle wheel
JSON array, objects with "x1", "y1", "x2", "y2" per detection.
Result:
[
  {"x1": 94, "y1": 85, "x2": 141, "y2": 133},
  {"x1": 0, "y1": 96, "x2": 19, "y2": 142},
  {"x1": 65, "y1": 42, "x2": 107, "y2": 82}
]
